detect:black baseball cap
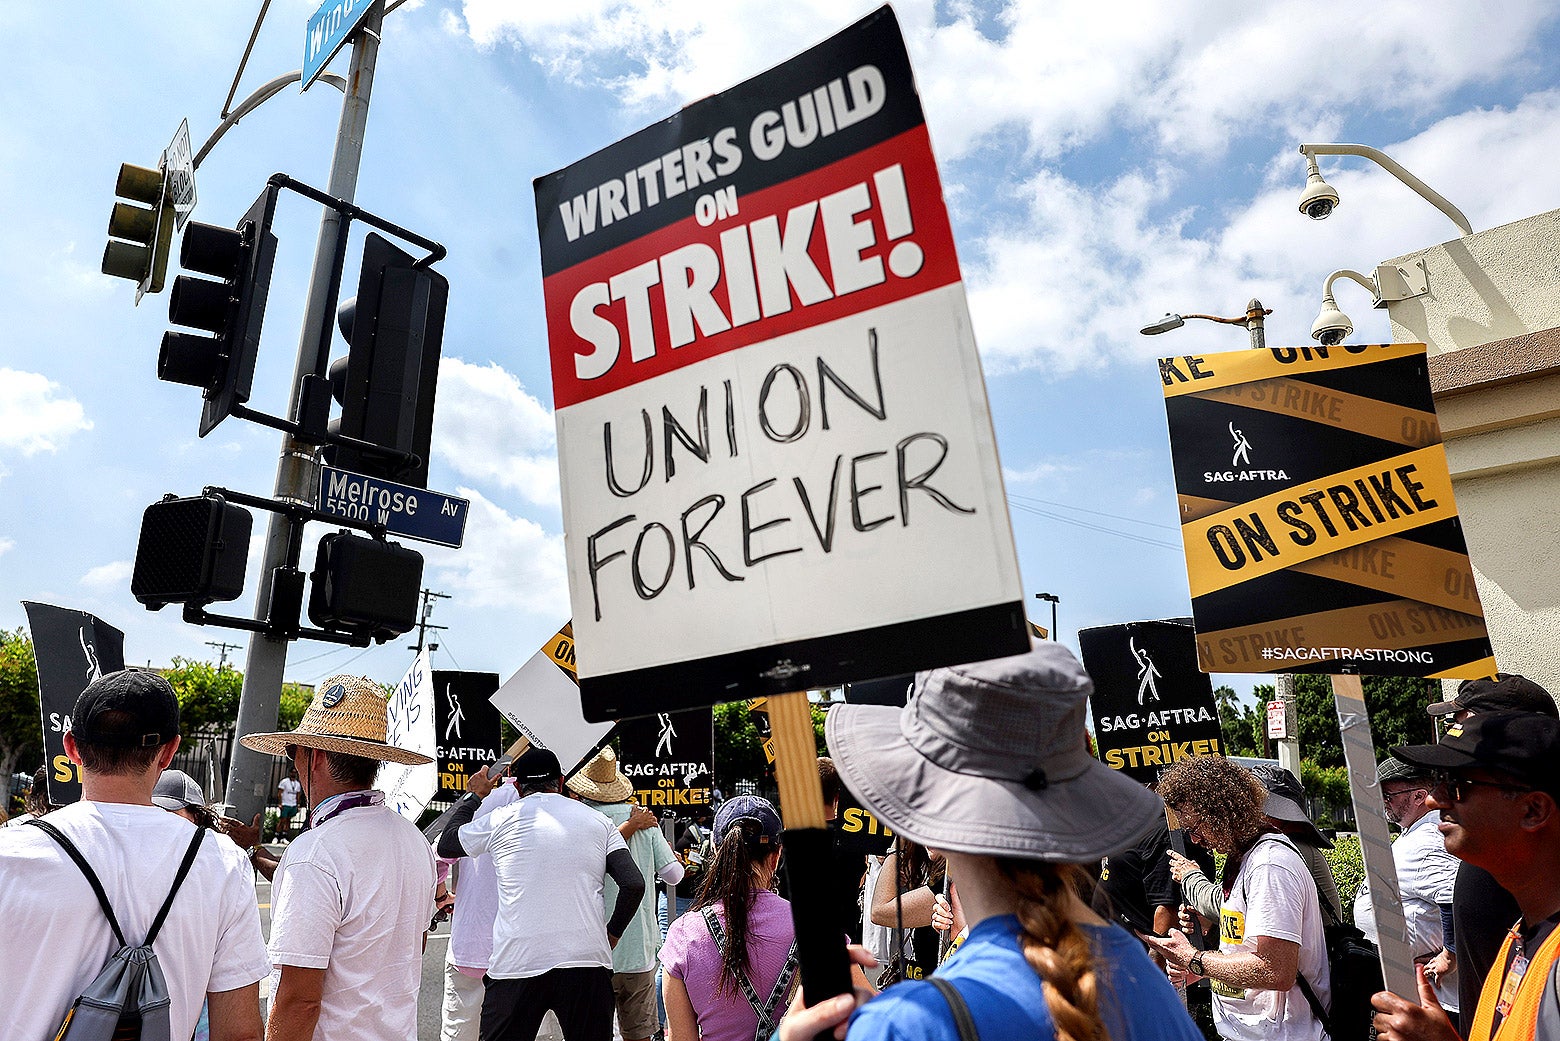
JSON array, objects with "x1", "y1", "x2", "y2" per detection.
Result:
[
  {"x1": 512, "y1": 747, "x2": 563, "y2": 783},
  {"x1": 1426, "y1": 674, "x2": 1556, "y2": 718},
  {"x1": 72, "y1": 670, "x2": 180, "y2": 748},
  {"x1": 1395, "y1": 712, "x2": 1560, "y2": 795}
]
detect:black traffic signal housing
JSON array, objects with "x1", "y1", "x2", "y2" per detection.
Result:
[
  {"x1": 325, "y1": 232, "x2": 448, "y2": 487},
  {"x1": 160, "y1": 186, "x2": 279, "y2": 436},
  {"x1": 103, "y1": 162, "x2": 175, "y2": 301},
  {"x1": 308, "y1": 531, "x2": 423, "y2": 643},
  {"x1": 131, "y1": 495, "x2": 252, "y2": 610}
]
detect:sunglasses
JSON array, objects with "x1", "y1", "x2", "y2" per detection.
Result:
[{"x1": 1428, "y1": 771, "x2": 1533, "y2": 803}]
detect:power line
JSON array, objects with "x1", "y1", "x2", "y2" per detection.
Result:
[
  {"x1": 1005, "y1": 500, "x2": 1181, "y2": 551},
  {"x1": 1005, "y1": 492, "x2": 1179, "y2": 531}
]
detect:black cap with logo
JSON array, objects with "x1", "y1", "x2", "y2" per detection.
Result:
[
  {"x1": 1426, "y1": 674, "x2": 1556, "y2": 718},
  {"x1": 72, "y1": 670, "x2": 180, "y2": 748},
  {"x1": 1396, "y1": 712, "x2": 1560, "y2": 795},
  {"x1": 512, "y1": 746, "x2": 563, "y2": 783}
]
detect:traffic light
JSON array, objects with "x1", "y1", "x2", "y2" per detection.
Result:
[
  {"x1": 102, "y1": 162, "x2": 175, "y2": 301},
  {"x1": 160, "y1": 186, "x2": 279, "y2": 436},
  {"x1": 325, "y1": 232, "x2": 448, "y2": 487},
  {"x1": 308, "y1": 531, "x2": 424, "y2": 642},
  {"x1": 131, "y1": 496, "x2": 253, "y2": 610}
]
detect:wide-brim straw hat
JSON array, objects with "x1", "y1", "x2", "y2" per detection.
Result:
[
  {"x1": 567, "y1": 746, "x2": 635, "y2": 802},
  {"x1": 241, "y1": 674, "x2": 432, "y2": 766},
  {"x1": 827, "y1": 641, "x2": 1162, "y2": 862}
]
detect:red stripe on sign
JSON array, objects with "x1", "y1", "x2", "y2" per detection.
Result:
[{"x1": 543, "y1": 126, "x2": 962, "y2": 409}]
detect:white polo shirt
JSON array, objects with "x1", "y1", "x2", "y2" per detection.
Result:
[
  {"x1": 269, "y1": 793, "x2": 437, "y2": 1041},
  {"x1": 458, "y1": 791, "x2": 628, "y2": 979}
]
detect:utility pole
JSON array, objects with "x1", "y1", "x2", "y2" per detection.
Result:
[
  {"x1": 206, "y1": 640, "x2": 243, "y2": 670},
  {"x1": 408, "y1": 588, "x2": 450, "y2": 656},
  {"x1": 226, "y1": 1, "x2": 385, "y2": 823}
]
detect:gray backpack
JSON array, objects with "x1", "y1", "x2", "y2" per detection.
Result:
[{"x1": 27, "y1": 818, "x2": 205, "y2": 1041}]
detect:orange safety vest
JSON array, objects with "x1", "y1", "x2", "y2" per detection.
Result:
[{"x1": 1469, "y1": 923, "x2": 1560, "y2": 1041}]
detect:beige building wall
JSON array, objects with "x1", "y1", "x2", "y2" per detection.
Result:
[{"x1": 1381, "y1": 213, "x2": 1560, "y2": 696}]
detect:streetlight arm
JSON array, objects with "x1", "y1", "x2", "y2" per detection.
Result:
[
  {"x1": 1300, "y1": 143, "x2": 1473, "y2": 236},
  {"x1": 195, "y1": 72, "x2": 348, "y2": 169}
]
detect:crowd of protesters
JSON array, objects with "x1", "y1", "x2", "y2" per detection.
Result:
[{"x1": 5, "y1": 658, "x2": 1560, "y2": 1041}]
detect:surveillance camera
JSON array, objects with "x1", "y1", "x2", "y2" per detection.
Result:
[
  {"x1": 1303, "y1": 196, "x2": 1335, "y2": 220},
  {"x1": 1316, "y1": 326, "x2": 1346, "y2": 347},
  {"x1": 1310, "y1": 295, "x2": 1352, "y2": 345},
  {"x1": 1298, "y1": 178, "x2": 1340, "y2": 221}
]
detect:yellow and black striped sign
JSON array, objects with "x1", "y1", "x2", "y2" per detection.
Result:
[
  {"x1": 1160, "y1": 342, "x2": 1493, "y2": 678},
  {"x1": 544, "y1": 622, "x2": 578, "y2": 683}
]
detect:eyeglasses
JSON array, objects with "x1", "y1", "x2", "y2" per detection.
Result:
[
  {"x1": 1382, "y1": 787, "x2": 1428, "y2": 803},
  {"x1": 1428, "y1": 771, "x2": 1533, "y2": 803}
]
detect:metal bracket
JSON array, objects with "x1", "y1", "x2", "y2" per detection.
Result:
[{"x1": 1371, "y1": 259, "x2": 1430, "y2": 307}]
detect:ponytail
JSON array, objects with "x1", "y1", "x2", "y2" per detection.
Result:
[
  {"x1": 692, "y1": 819, "x2": 775, "y2": 996},
  {"x1": 995, "y1": 859, "x2": 1107, "y2": 1041}
]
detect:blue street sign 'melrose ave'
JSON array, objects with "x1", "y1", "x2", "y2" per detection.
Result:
[
  {"x1": 317, "y1": 466, "x2": 470, "y2": 549},
  {"x1": 302, "y1": 0, "x2": 376, "y2": 91}
]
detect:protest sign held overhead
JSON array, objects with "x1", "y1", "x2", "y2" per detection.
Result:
[
  {"x1": 615, "y1": 708, "x2": 715, "y2": 808},
  {"x1": 380, "y1": 650, "x2": 439, "y2": 819},
  {"x1": 1079, "y1": 619, "x2": 1222, "y2": 784},
  {"x1": 433, "y1": 670, "x2": 503, "y2": 800},
  {"x1": 22, "y1": 603, "x2": 126, "y2": 805},
  {"x1": 536, "y1": 7, "x2": 1026, "y2": 721},
  {"x1": 1160, "y1": 341, "x2": 1494, "y2": 678},
  {"x1": 489, "y1": 622, "x2": 615, "y2": 775}
]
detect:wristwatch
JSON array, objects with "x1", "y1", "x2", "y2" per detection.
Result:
[{"x1": 1189, "y1": 952, "x2": 1207, "y2": 977}]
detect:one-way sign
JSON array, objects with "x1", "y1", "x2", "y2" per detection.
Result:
[{"x1": 317, "y1": 465, "x2": 469, "y2": 549}]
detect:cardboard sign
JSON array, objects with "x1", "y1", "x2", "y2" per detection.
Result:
[
  {"x1": 380, "y1": 650, "x2": 439, "y2": 820},
  {"x1": 615, "y1": 708, "x2": 715, "y2": 808},
  {"x1": 1079, "y1": 619, "x2": 1223, "y2": 784},
  {"x1": 834, "y1": 782, "x2": 895, "y2": 855},
  {"x1": 1160, "y1": 342, "x2": 1494, "y2": 678},
  {"x1": 489, "y1": 622, "x2": 616, "y2": 775},
  {"x1": 535, "y1": 7, "x2": 1026, "y2": 721},
  {"x1": 22, "y1": 602, "x2": 125, "y2": 805},
  {"x1": 433, "y1": 670, "x2": 503, "y2": 800}
]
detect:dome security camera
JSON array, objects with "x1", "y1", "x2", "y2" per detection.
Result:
[
  {"x1": 1298, "y1": 156, "x2": 1340, "y2": 221},
  {"x1": 1310, "y1": 294, "x2": 1352, "y2": 345}
]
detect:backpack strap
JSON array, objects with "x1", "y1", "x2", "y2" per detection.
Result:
[
  {"x1": 1295, "y1": 971, "x2": 1332, "y2": 1036},
  {"x1": 702, "y1": 906, "x2": 796, "y2": 1034},
  {"x1": 146, "y1": 826, "x2": 206, "y2": 945},
  {"x1": 27, "y1": 818, "x2": 127, "y2": 948},
  {"x1": 1240, "y1": 834, "x2": 1335, "y2": 1036},
  {"x1": 929, "y1": 977, "x2": 980, "y2": 1041}
]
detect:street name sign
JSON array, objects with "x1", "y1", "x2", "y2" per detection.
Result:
[
  {"x1": 316, "y1": 465, "x2": 469, "y2": 548},
  {"x1": 302, "y1": 0, "x2": 375, "y2": 91}
]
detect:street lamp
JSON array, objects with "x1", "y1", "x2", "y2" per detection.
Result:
[
  {"x1": 1296, "y1": 143, "x2": 1473, "y2": 236},
  {"x1": 1034, "y1": 592, "x2": 1059, "y2": 641},
  {"x1": 1140, "y1": 299, "x2": 1272, "y2": 351}
]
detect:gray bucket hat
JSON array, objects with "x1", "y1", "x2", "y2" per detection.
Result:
[{"x1": 826, "y1": 641, "x2": 1163, "y2": 862}]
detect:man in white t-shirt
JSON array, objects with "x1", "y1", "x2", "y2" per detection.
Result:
[
  {"x1": 1147, "y1": 755, "x2": 1331, "y2": 1041},
  {"x1": 0, "y1": 670, "x2": 270, "y2": 1041},
  {"x1": 240, "y1": 674, "x2": 438, "y2": 1041},
  {"x1": 276, "y1": 768, "x2": 303, "y2": 841},
  {"x1": 1354, "y1": 757, "x2": 1458, "y2": 1015},
  {"x1": 438, "y1": 747, "x2": 646, "y2": 1041}
]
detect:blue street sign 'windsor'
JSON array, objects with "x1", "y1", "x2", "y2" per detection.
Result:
[
  {"x1": 316, "y1": 465, "x2": 470, "y2": 549},
  {"x1": 302, "y1": 0, "x2": 377, "y2": 90}
]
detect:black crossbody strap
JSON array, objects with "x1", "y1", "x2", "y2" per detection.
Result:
[
  {"x1": 27, "y1": 818, "x2": 127, "y2": 947},
  {"x1": 703, "y1": 906, "x2": 788, "y2": 1031},
  {"x1": 146, "y1": 827, "x2": 205, "y2": 945},
  {"x1": 1296, "y1": 972, "x2": 1332, "y2": 1035},
  {"x1": 929, "y1": 977, "x2": 981, "y2": 1041}
]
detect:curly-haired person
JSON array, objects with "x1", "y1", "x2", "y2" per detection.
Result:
[{"x1": 1145, "y1": 755, "x2": 1331, "y2": 1041}]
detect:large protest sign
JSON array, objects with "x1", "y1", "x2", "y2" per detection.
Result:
[
  {"x1": 535, "y1": 7, "x2": 1026, "y2": 721},
  {"x1": 1160, "y1": 342, "x2": 1494, "y2": 678},
  {"x1": 22, "y1": 602, "x2": 125, "y2": 804},
  {"x1": 433, "y1": 670, "x2": 503, "y2": 800},
  {"x1": 489, "y1": 622, "x2": 615, "y2": 775},
  {"x1": 1079, "y1": 619, "x2": 1222, "y2": 784},
  {"x1": 381, "y1": 649, "x2": 439, "y2": 819},
  {"x1": 614, "y1": 708, "x2": 715, "y2": 809}
]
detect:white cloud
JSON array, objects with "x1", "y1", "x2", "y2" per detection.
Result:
[
  {"x1": 0, "y1": 369, "x2": 92, "y2": 455},
  {"x1": 427, "y1": 488, "x2": 569, "y2": 614},
  {"x1": 0, "y1": 537, "x2": 14, "y2": 557},
  {"x1": 80, "y1": 560, "x2": 133, "y2": 589},
  {"x1": 434, "y1": 358, "x2": 560, "y2": 507}
]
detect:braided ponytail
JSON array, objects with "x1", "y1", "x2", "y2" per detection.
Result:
[{"x1": 996, "y1": 858, "x2": 1108, "y2": 1041}]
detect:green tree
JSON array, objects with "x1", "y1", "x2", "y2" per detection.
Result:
[
  {"x1": 0, "y1": 629, "x2": 42, "y2": 782},
  {"x1": 1214, "y1": 683, "x2": 1265, "y2": 758},
  {"x1": 1293, "y1": 674, "x2": 1439, "y2": 768},
  {"x1": 162, "y1": 658, "x2": 244, "y2": 733},
  {"x1": 278, "y1": 682, "x2": 313, "y2": 732},
  {"x1": 711, "y1": 698, "x2": 829, "y2": 792}
]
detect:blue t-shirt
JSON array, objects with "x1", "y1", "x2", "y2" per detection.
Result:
[{"x1": 847, "y1": 915, "x2": 1201, "y2": 1041}]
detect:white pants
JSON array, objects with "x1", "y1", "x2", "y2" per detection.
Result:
[{"x1": 441, "y1": 957, "x2": 562, "y2": 1041}]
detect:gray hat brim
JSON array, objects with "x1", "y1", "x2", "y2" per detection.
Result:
[
  {"x1": 1261, "y1": 791, "x2": 1333, "y2": 849},
  {"x1": 826, "y1": 703, "x2": 1163, "y2": 862}
]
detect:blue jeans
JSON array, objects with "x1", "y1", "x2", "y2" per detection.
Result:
[{"x1": 656, "y1": 889, "x2": 696, "y2": 1027}]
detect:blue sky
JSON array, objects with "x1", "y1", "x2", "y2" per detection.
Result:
[{"x1": 3, "y1": 1, "x2": 1559, "y2": 698}]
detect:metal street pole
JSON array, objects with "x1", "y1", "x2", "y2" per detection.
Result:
[
  {"x1": 1035, "y1": 592, "x2": 1059, "y2": 640},
  {"x1": 226, "y1": 1, "x2": 385, "y2": 822}
]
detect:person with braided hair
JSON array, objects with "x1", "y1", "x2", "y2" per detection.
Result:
[
  {"x1": 779, "y1": 641, "x2": 1203, "y2": 1041},
  {"x1": 661, "y1": 794, "x2": 800, "y2": 1041}
]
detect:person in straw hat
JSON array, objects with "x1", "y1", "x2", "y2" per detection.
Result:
[
  {"x1": 567, "y1": 747, "x2": 685, "y2": 1041},
  {"x1": 240, "y1": 673, "x2": 438, "y2": 1041},
  {"x1": 779, "y1": 641, "x2": 1204, "y2": 1041}
]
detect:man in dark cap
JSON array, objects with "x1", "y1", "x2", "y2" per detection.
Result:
[
  {"x1": 439, "y1": 747, "x2": 646, "y2": 1041},
  {"x1": 0, "y1": 670, "x2": 269, "y2": 1041},
  {"x1": 1371, "y1": 712, "x2": 1560, "y2": 1041}
]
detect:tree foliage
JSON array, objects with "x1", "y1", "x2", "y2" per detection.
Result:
[
  {"x1": 711, "y1": 698, "x2": 829, "y2": 791},
  {"x1": 0, "y1": 629, "x2": 42, "y2": 781},
  {"x1": 1214, "y1": 683, "x2": 1266, "y2": 758},
  {"x1": 162, "y1": 658, "x2": 243, "y2": 733},
  {"x1": 1293, "y1": 674, "x2": 1439, "y2": 768}
]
